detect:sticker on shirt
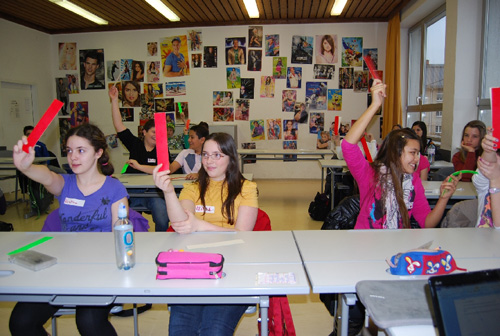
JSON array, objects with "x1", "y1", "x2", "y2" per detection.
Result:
[
  {"x1": 147, "y1": 158, "x2": 157, "y2": 163},
  {"x1": 195, "y1": 205, "x2": 215, "y2": 213},
  {"x1": 64, "y1": 197, "x2": 85, "y2": 207}
]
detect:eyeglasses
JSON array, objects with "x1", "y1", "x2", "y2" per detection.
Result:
[{"x1": 202, "y1": 152, "x2": 226, "y2": 160}]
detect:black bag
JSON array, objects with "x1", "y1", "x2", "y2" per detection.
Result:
[
  {"x1": 322, "y1": 195, "x2": 360, "y2": 230},
  {"x1": 0, "y1": 221, "x2": 14, "y2": 231},
  {"x1": 308, "y1": 192, "x2": 330, "y2": 221}
]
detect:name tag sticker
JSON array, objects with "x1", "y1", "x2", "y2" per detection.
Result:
[
  {"x1": 195, "y1": 205, "x2": 215, "y2": 213},
  {"x1": 147, "y1": 158, "x2": 156, "y2": 163},
  {"x1": 64, "y1": 197, "x2": 85, "y2": 207}
]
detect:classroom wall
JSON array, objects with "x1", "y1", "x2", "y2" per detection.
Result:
[
  {"x1": 0, "y1": 20, "x2": 56, "y2": 193},
  {"x1": 49, "y1": 22, "x2": 387, "y2": 179},
  {"x1": 1, "y1": 19, "x2": 387, "y2": 181}
]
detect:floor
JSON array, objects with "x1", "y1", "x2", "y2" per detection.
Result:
[{"x1": 0, "y1": 179, "x2": 346, "y2": 336}]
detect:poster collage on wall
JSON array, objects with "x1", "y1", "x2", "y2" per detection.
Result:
[{"x1": 55, "y1": 28, "x2": 382, "y2": 156}]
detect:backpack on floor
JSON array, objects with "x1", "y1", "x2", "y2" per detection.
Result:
[{"x1": 308, "y1": 192, "x2": 330, "y2": 221}]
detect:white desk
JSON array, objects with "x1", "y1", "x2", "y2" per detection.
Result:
[
  {"x1": 0, "y1": 231, "x2": 309, "y2": 336},
  {"x1": 238, "y1": 149, "x2": 333, "y2": 173},
  {"x1": 0, "y1": 157, "x2": 56, "y2": 165},
  {"x1": 422, "y1": 181, "x2": 476, "y2": 200},
  {"x1": 117, "y1": 173, "x2": 253, "y2": 198},
  {"x1": 293, "y1": 229, "x2": 500, "y2": 336},
  {"x1": 429, "y1": 160, "x2": 453, "y2": 169}
]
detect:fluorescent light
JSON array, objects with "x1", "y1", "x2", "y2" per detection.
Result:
[
  {"x1": 243, "y1": 0, "x2": 259, "y2": 19},
  {"x1": 145, "y1": 0, "x2": 180, "y2": 22},
  {"x1": 50, "y1": 0, "x2": 108, "y2": 25},
  {"x1": 331, "y1": 0, "x2": 348, "y2": 16}
]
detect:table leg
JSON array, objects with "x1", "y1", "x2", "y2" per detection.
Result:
[
  {"x1": 330, "y1": 168, "x2": 335, "y2": 210},
  {"x1": 259, "y1": 296, "x2": 270, "y2": 336},
  {"x1": 321, "y1": 167, "x2": 325, "y2": 193},
  {"x1": 337, "y1": 293, "x2": 357, "y2": 336},
  {"x1": 240, "y1": 155, "x2": 245, "y2": 173}
]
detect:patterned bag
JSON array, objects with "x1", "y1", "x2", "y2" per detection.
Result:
[{"x1": 387, "y1": 249, "x2": 467, "y2": 276}]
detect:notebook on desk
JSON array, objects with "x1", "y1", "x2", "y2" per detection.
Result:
[{"x1": 428, "y1": 268, "x2": 500, "y2": 336}]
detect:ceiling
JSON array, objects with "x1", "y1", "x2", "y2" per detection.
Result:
[{"x1": 0, "y1": 0, "x2": 410, "y2": 34}]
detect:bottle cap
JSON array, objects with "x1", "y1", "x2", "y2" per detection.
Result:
[{"x1": 118, "y1": 202, "x2": 127, "y2": 219}]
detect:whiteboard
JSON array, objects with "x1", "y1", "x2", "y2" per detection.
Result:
[{"x1": 0, "y1": 81, "x2": 34, "y2": 149}]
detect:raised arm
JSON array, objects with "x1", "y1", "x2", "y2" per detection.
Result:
[
  {"x1": 344, "y1": 80, "x2": 386, "y2": 144},
  {"x1": 153, "y1": 165, "x2": 188, "y2": 221},
  {"x1": 13, "y1": 138, "x2": 64, "y2": 196},
  {"x1": 109, "y1": 86, "x2": 126, "y2": 133}
]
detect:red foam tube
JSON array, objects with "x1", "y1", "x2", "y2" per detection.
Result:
[
  {"x1": 23, "y1": 100, "x2": 63, "y2": 153},
  {"x1": 360, "y1": 137, "x2": 373, "y2": 163},
  {"x1": 154, "y1": 112, "x2": 170, "y2": 172}
]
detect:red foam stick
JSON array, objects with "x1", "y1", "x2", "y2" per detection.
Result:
[
  {"x1": 363, "y1": 55, "x2": 380, "y2": 81},
  {"x1": 185, "y1": 119, "x2": 190, "y2": 130},
  {"x1": 23, "y1": 99, "x2": 63, "y2": 153},
  {"x1": 154, "y1": 112, "x2": 170, "y2": 172},
  {"x1": 492, "y1": 87, "x2": 500, "y2": 141},
  {"x1": 334, "y1": 116, "x2": 340, "y2": 136},
  {"x1": 360, "y1": 137, "x2": 373, "y2": 163}
]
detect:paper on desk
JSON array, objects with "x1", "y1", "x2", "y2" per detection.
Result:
[
  {"x1": 186, "y1": 239, "x2": 244, "y2": 250},
  {"x1": 257, "y1": 272, "x2": 297, "y2": 285}
]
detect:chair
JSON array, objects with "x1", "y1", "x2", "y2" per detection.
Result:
[
  {"x1": 440, "y1": 199, "x2": 478, "y2": 228},
  {"x1": 43, "y1": 208, "x2": 150, "y2": 336}
]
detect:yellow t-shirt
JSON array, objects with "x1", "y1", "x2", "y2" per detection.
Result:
[{"x1": 179, "y1": 180, "x2": 258, "y2": 228}]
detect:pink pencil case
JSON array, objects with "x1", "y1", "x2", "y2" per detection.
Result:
[{"x1": 155, "y1": 251, "x2": 224, "y2": 279}]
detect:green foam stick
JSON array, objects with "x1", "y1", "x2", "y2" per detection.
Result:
[
  {"x1": 442, "y1": 170, "x2": 478, "y2": 197},
  {"x1": 121, "y1": 163, "x2": 129, "y2": 174},
  {"x1": 448, "y1": 170, "x2": 477, "y2": 182},
  {"x1": 7, "y1": 237, "x2": 53, "y2": 255},
  {"x1": 177, "y1": 102, "x2": 183, "y2": 114}
]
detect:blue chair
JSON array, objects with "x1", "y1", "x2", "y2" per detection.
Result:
[{"x1": 43, "y1": 208, "x2": 150, "y2": 336}]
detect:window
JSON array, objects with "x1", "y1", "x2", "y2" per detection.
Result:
[
  {"x1": 406, "y1": 6, "x2": 445, "y2": 142},
  {"x1": 478, "y1": 0, "x2": 500, "y2": 125}
]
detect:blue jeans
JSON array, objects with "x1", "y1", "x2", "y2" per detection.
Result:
[
  {"x1": 129, "y1": 191, "x2": 169, "y2": 231},
  {"x1": 9, "y1": 302, "x2": 117, "y2": 336},
  {"x1": 168, "y1": 304, "x2": 247, "y2": 336}
]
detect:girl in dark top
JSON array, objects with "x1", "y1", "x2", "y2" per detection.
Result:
[{"x1": 452, "y1": 120, "x2": 486, "y2": 182}]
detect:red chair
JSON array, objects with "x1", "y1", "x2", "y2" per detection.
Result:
[{"x1": 167, "y1": 208, "x2": 270, "y2": 232}]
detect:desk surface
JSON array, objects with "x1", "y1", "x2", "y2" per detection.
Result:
[
  {"x1": 117, "y1": 173, "x2": 253, "y2": 189},
  {"x1": 239, "y1": 149, "x2": 333, "y2": 155},
  {"x1": 0, "y1": 157, "x2": 56, "y2": 164},
  {"x1": 293, "y1": 228, "x2": 500, "y2": 293},
  {"x1": 422, "y1": 181, "x2": 477, "y2": 199},
  {"x1": 319, "y1": 159, "x2": 453, "y2": 170},
  {"x1": 0, "y1": 231, "x2": 309, "y2": 299}
]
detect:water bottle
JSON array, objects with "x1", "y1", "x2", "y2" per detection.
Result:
[
  {"x1": 114, "y1": 203, "x2": 135, "y2": 270},
  {"x1": 427, "y1": 143, "x2": 436, "y2": 165}
]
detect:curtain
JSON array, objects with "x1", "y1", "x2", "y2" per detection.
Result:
[{"x1": 382, "y1": 13, "x2": 402, "y2": 138}]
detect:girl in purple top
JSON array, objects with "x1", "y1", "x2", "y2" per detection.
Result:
[
  {"x1": 10, "y1": 124, "x2": 127, "y2": 335},
  {"x1": 341, "y1": 80, "x2": 460, "y2": 229}
]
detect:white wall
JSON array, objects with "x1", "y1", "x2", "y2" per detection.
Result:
[
  {"x1": 0, "y1": 20, "x2": 54, "y2": 192},
  {"x1": 1, "y1": 20, "x2": 388, "y2": 179}
]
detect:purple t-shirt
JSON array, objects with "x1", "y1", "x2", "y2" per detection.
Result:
[
  {"x1": 341, "y1": 140, "x2": 430, "y2": 229},
  {"x1": 56, "y1": 174, "x2": 128, "y2": 232}
]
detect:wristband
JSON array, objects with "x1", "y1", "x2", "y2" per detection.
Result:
[{"x1": 489, "y1": 187, "x2": 500, "y2": 194}]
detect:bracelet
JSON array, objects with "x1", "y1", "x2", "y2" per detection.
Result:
[{"x1": 489, "y1": 187, "x2": 500, "y2": 194}]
